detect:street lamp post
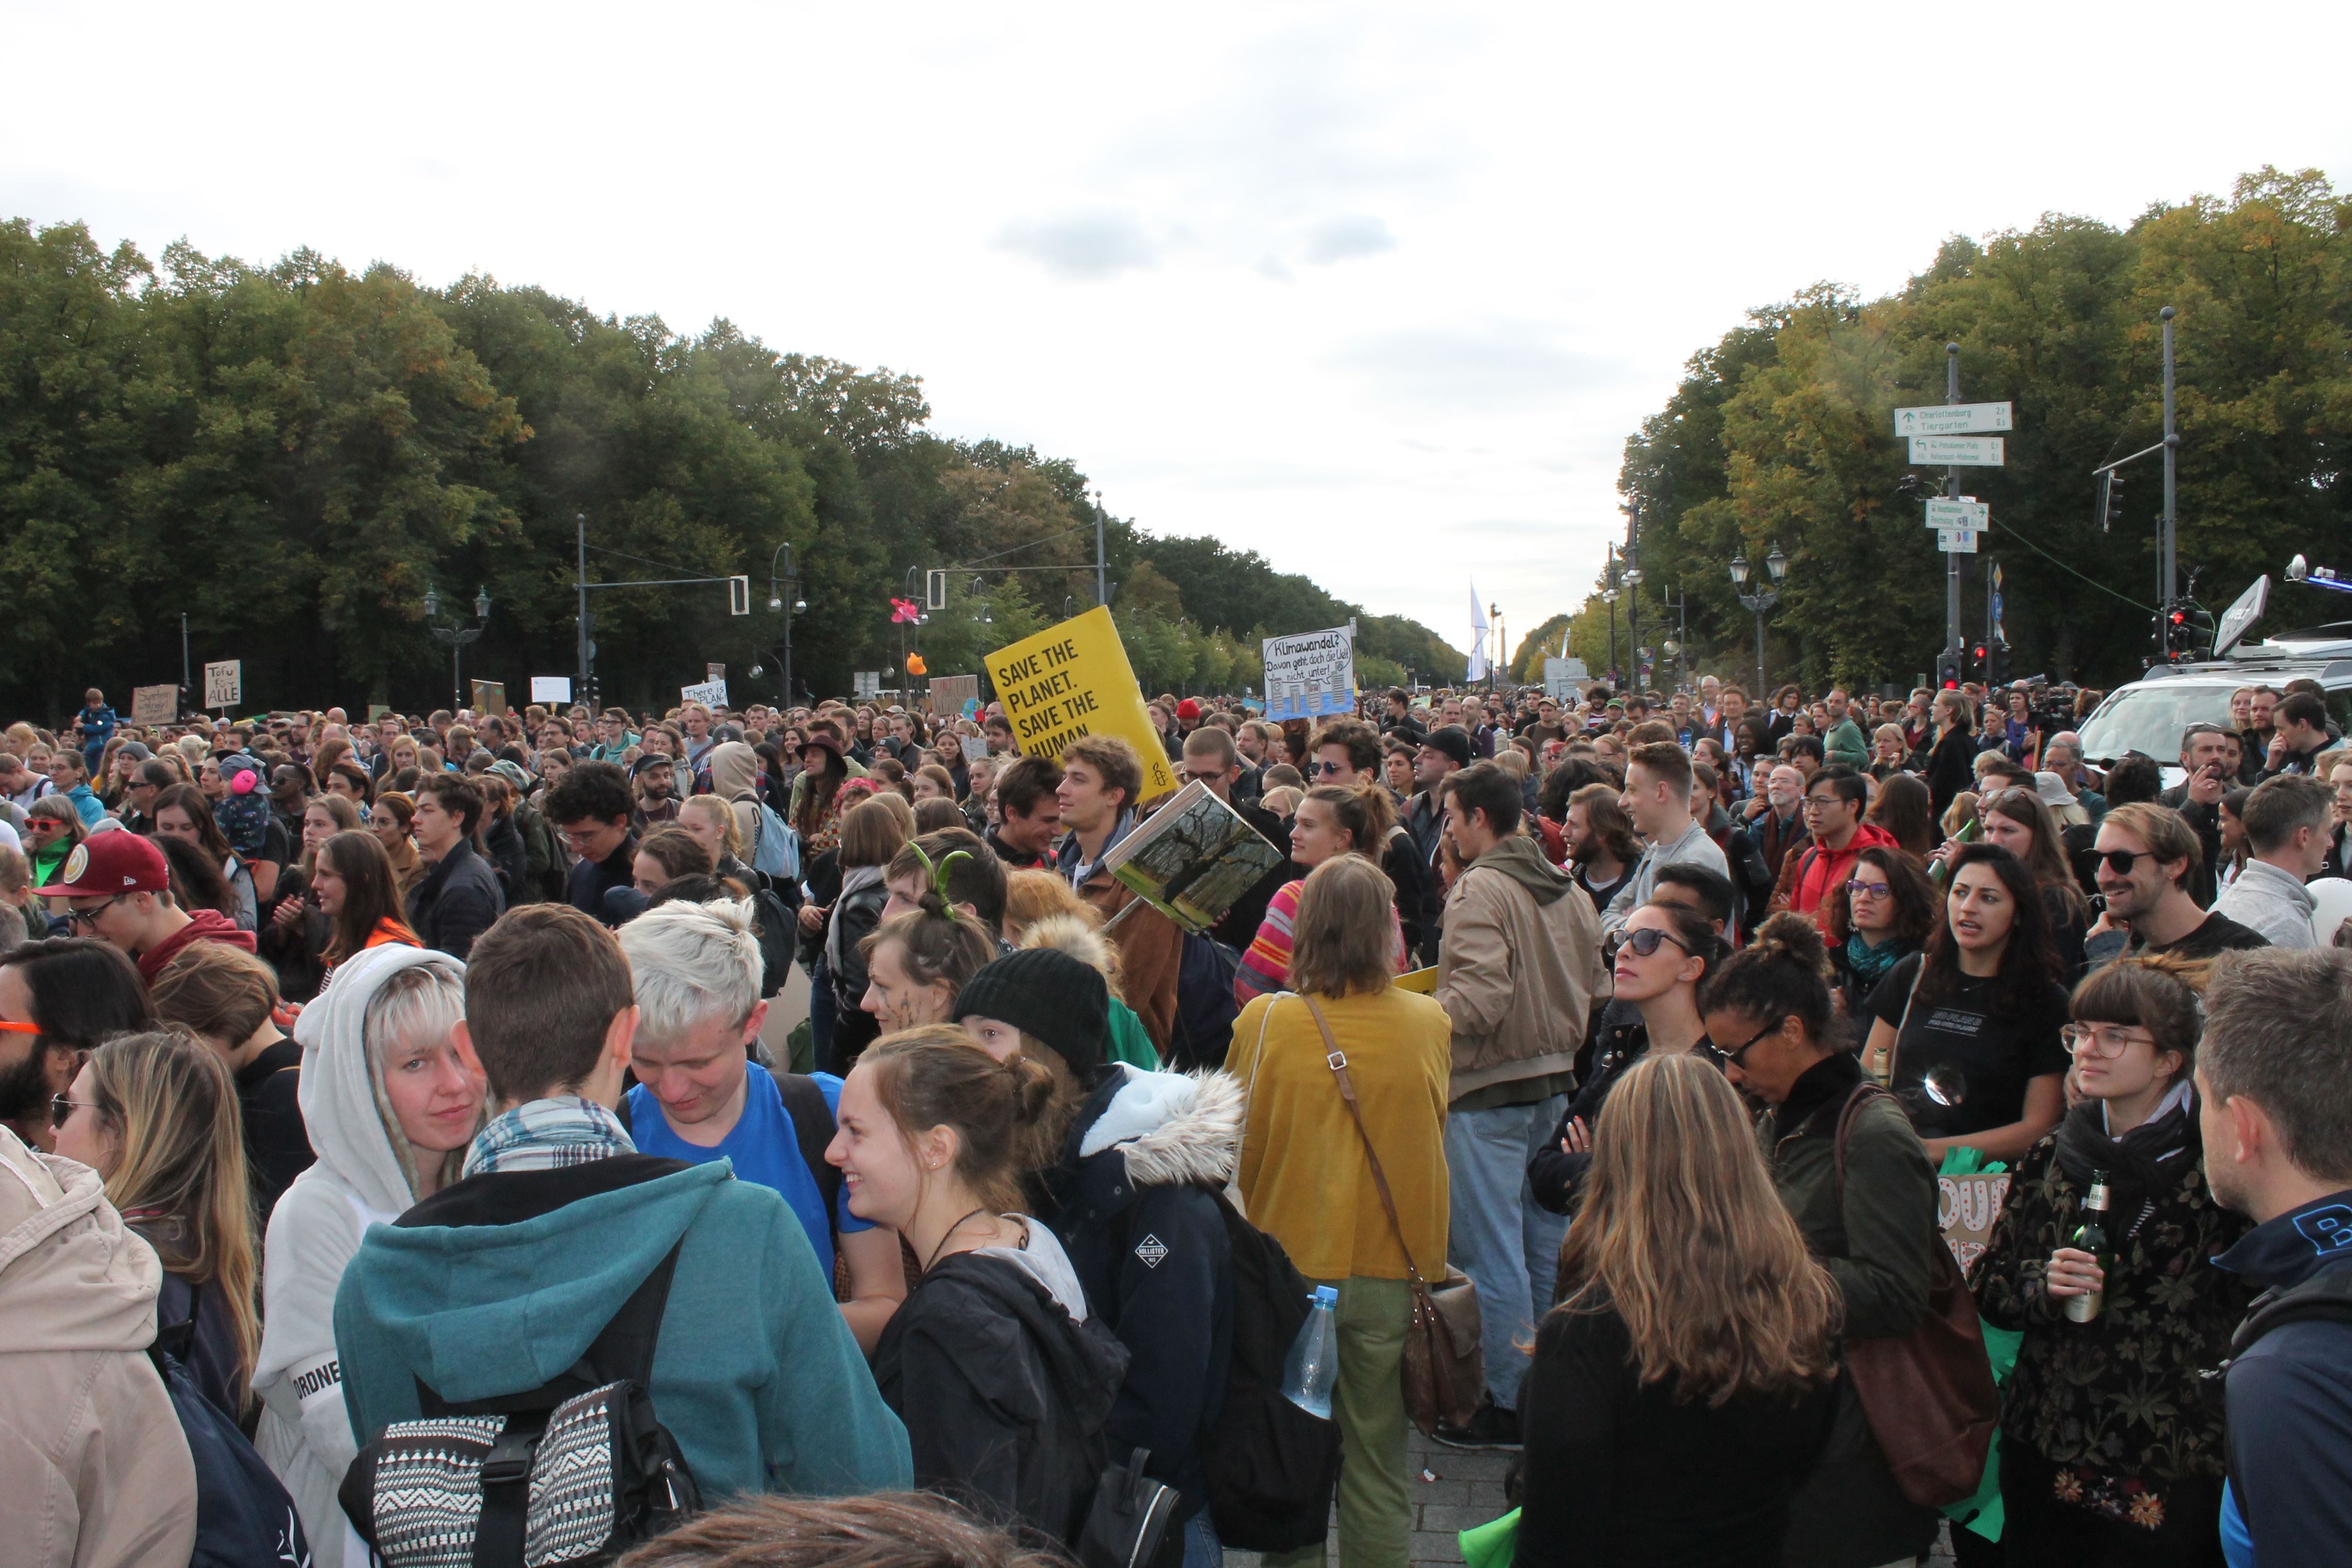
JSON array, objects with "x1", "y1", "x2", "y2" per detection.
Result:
[
  {"x1": 423, "y1": 585, "x2": 491, "y2": 713},
  {"x1": 1729, "y1": 544, "x2": 1789, "y2": 701},
  {"x1": 765, "y1": 543, "x2": 806, "y2": 706},
  {"x1": 1621, "y1": 567, "x2": 1644, "y2": 692}
]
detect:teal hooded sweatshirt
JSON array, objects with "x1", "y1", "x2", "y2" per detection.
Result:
[{"x1": 333, "y1": 1158, "x2": 912, "y2": 1500}]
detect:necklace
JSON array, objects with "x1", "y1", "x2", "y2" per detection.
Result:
[{"x1": 924, "y1": 1206, "x2": 995, "y2": 1272}]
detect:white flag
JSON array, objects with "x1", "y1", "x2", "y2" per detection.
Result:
[{"x1": 1466, "y1": 586, "x2": 1489, "y2": 681}]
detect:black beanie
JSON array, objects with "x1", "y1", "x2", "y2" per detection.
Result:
[{"x1": 952, "y1": 948, "x2": 1109, "y2": 1080}]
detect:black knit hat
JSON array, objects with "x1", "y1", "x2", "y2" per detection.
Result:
[
  {"x1": 1423, "y1": 724, "x2": 1474, "y2": 769},
  {"x1": 952, "y1": 948, "x2": 1108, "y2": 1080}
]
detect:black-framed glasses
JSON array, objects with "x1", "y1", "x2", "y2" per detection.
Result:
[
  {"x1": 2096, "y1": 848, "x2": 2152, "y2": 875},
  {"x1": 1712, "y1": 1019, "x2": 1781, "y2": 1070},
  {"x1": 1844, "y1": 878, "x2": 1893, "y2": 900},
  {"x1": 1603, "y1": 927, "x2": 1691, "y2": 963},
  {"x1": 64, "y1": 895, "x2": 127, "y2": 929},
  {"x1": 50, "y1": 1094, "x2": 97, "y2": 1129}
]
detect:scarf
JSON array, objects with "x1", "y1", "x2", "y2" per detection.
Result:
[
  {"x1": 1844, "y1": 932, "x2": 1908, "y2": 992},
  {"x1": 463, "y1": 1096, "x2": 635, "y2": 1178},
  {"x1": 2054, "y1": 1080, "x2": 2196, "y2": 1232}
]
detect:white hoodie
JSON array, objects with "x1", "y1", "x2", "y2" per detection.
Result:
[{"x1": 254, "y1": 943, "x2": 464, "y2": 1564}]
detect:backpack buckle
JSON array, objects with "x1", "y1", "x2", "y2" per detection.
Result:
[{"x1": 480, "y1": 1430, "x2": 537, "y2": 1489}]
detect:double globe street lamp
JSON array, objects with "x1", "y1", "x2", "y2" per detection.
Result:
[
  {"x1": 423, "y1": 585, "x2": 491, "y2": 712},
  {"x1": 1729, "y1": 543, "x2": 1789, "y2": 702}
]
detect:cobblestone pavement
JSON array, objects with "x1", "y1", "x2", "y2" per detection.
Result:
[{"x1": 1227, "y1": 1425, "x2": 1961, "y2": 1567}]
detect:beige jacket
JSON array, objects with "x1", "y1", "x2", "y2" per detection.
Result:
[
  {"x1": 0, "y1": 1128, "x2": 197, "y2": 1568},
  {"x1": 1434, "y1": 835, "x2": 1606, "y2": 1102}
]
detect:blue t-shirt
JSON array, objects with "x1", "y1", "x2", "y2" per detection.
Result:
[{"x1": 626, "y1": 1062, "x2": 870, "y2": 1276}]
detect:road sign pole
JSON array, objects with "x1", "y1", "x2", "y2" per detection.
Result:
[
  {"x1": 1944, "y1": 343, "x2": 1962, "y2": 671},
  {"x1": 2160, "y1": 304, "x2": 2178, "y2": 648}
]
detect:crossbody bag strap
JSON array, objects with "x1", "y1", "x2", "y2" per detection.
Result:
[
  {"x1": 1300, "y1": 995, "x2": 1427, "y2": 1287},
  {"x1": 1883, "y1": 960, "x2": 1925, "y2": 1088}
]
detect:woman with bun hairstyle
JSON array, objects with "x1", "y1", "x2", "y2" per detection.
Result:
[
  {"x1": 1517, "y1": 1052, "x2": 1842, "y2": 1568},
  {"x1": 1234, "y1": 783, "x2": 1409, "y2": 1005},
  {"x1": 1968, "y1": 956, "x2": 2250, "y2": 1565},
  {"x1": 1528, "y1": 896, "x2": 1725, "y2": 1214},
  {"x1": 51, "y1": 1030, "x2": 262, "y2": 1423},
  {"x1": 1700, "y1": 912, "x2": 1944, "y2": 1568},
  {"x1": 834, "y1": 1026, "x2": 1130, "y2": 1551},
  {"x1": 369, "y1": 791, "x2": 426, "y2": 899},
  {"x1": 958, "y1": 946, "x2": 1241, "y2": 1564}
]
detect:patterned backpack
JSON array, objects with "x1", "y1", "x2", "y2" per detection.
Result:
[{"x1": 340, "y1": 1244, "x2": 699, "y2": 1567}]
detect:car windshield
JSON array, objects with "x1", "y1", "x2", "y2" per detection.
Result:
[{"x1": 2075, "y1": 682, "x2": 2237, "y2": 764}]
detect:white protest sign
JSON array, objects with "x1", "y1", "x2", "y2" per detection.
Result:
[
  {"x1": 530, "y1": 676, "x2": 573, "y2": 705},
  {"x1": 1894, "y1": 401, "x2": 2013, "y2": 438},
  {"x1": 680, "y1": 680, "x2": 728, "y2": 709},
  {"x1": 1910, "y1": 435, "x2": 2005, "y2": 467},
  {"x1": 203, "y1": 660, "x2": 241, "y2": 709},
  {"x1": 1261, "y1": 624, "x2": 1355, "y2": 721}
]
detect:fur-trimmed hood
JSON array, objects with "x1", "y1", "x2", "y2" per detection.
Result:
[{"x1": 1071, "y1": 1064, "x2": 1242, "y2": 1190}]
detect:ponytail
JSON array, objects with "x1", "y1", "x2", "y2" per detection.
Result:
[{"x1": 1304, "y1": 782, "x2": 1399, "y2": 853}]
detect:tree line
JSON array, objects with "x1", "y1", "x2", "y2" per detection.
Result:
[
  {"x1": 1536, "y1": 167, "x2": 2352, "y2": 694},
  {"x1": 0, "y1": 221, "x2": 1467, "y2": 722}
]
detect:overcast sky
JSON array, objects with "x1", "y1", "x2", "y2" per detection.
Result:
[{"x1": 7, "y1": 1, "x2": 2346, "y2": 658}]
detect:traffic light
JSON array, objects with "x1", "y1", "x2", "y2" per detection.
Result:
[
  {"x1": 1939, "y1": 659, "x2": 1962, "y2": 689},
  {"x1": 2099, "y1": 471, "x2": 2126, "y2": 531},
  {"x1": 1972, "y1": 642, "x2": 1988, "y2": 669}
]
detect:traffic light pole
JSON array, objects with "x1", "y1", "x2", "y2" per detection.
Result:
[
  {"x1": 2160, "y1": 304, "x2": 2178, "y2": 631},
  {"x1": 1942, "y1": 343, "x2": 1963, "y2": 680}
]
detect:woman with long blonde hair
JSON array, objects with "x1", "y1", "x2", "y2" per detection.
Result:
[
  {"x1": 1521, "y1": 1051, "x2": 1841, "y2": 1566},
  {"x1": 52, "y1": 1030, "x2": 262, "y2": 1422}
]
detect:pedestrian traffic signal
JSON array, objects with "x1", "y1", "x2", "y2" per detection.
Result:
[
  {"x1": 1973, "y1": 642, "x2": 1988, "y2": 668},
  {"x1": 1939, "y1": 660, "x2": 1961, "y2": 689}
]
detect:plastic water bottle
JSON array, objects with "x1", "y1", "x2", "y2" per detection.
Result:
[{"x1": 1280, "y1": 1286, "x2": 1340, "y2": 1418}]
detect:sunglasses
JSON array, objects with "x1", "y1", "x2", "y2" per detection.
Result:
[
  {"x1": 2095, "y1": 848, "x2": 2154, "y2": 875},
  {"x1": 1603, "y1": 927, "x2": 1691, "y2": 963},
  {"x1": 1711, "y1": 1019, "x2": 1781, "y2": 1070},
  {"x1": 50, "y1": 1093, "x2": 99, "y2": 1129},
  {"x1": 1311, "y1": 760, "x2": 1349, "y2": 777}
]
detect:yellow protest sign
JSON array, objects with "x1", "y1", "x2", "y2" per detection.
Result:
[{"x1": 987, "y1": 607, "x2": 1179, "y2": 803}]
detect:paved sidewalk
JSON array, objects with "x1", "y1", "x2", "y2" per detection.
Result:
[{"x1": 1228, "y1": 1424, "x2": 1961, "y2": 1567}]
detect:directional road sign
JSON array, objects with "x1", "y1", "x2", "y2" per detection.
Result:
[
  {"x1": 1937, "y1": 527, "x2": 1980, "y2": 554},
  {"x1": 1910, "y1": 435, "x2": 2005, "y2": 467},
  {"x1": 1894, "y1": 401, "x2": 2013, "y2": 438},
  {"x1": 1925, "y1": 498, "x2": 1989, "y2": 530}
]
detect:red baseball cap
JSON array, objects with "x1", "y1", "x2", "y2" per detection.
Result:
[{"x1": 36, "y1": 830, "x2": 168, "y2": 896}]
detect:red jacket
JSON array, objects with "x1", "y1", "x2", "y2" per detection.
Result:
[
  {"x1": 135, "y1": 909, "x2": 257, "y2": 984},
  {"x1": 1767, "y1": 821, "x2": 1899, "y2": 938}
]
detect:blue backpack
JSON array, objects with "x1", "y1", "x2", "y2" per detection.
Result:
[
  {"x1": 733, "y1": 790, "x2": 800, "y2": 881},
  {"x1": 153, "y1": 1293, "x2": 311, "y2": 1568}
]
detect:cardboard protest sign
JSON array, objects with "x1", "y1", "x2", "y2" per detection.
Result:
[
  {"x1": 132, "y1": 685, "x2": 178, "y2": 726},
  {"x1": 1261, "y1": 624, "x2": 1354, "y2": 720},
  {"x1": 470, "y1": 680, "x2": 508, "y2": 716},
  {"x1": 928, "y1": 674, "x2": 979, "y2": 720},
  {"x1": 986, "y1": 607, "x2": 1179, "y2": 802},
  {"x1": 1939, "y1": 1170, "x2": 2012, "y2": 1271}
]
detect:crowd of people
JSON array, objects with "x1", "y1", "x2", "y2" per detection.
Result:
[{"x1": 3, "y1": 670, "x2": 2350, "y2": 1568}]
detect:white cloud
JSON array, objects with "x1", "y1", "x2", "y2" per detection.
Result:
[
  {"x1": 993, "y1": 210, "x2": 1160, "y2": 280},
  {"x1": 1302, "y1": 214, "x2": 1397, "y2": 264}
]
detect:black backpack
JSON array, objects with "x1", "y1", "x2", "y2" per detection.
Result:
[
  {"x1": 1195, "y1": 1191, "x2": 1342, "y2": 1551},
  {"x1": 341, "y1": 1244, "x2": 700, "y2": 1567},
  {"x1": 1168, "y1": 934, "x2": 1243, "y2": 1072},
  {"x1": 149, "y1": 1294, "x2": 312, "y2": 1568}
]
